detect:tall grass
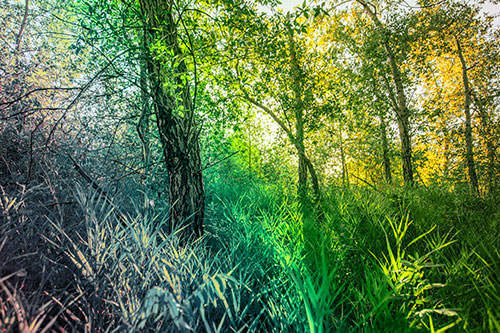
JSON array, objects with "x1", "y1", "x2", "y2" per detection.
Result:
[
  {"x1": 1, "y1": 175, "x2": 499, "y2": 331},
  {"x1": 322, "y1": 185, "x2": 500, "y2": 332}
]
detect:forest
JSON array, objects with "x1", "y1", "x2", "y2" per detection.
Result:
[{"x1": 1, "y1": 0, "x2": 499, "y2": 331}]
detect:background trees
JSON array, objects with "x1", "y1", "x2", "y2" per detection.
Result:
[
  {"x1": 236, "y1": 11, "x2": 325, "y2": 208},
  {"x1": 411, "y1": 0, "x2": 499, "y2": 191}
]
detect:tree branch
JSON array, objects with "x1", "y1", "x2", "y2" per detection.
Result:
[{"x1": 238, "y1": 92, "x2": 295, "y2": 143}]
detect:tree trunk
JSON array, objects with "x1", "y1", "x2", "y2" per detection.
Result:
[
  {"x1": 139, "y1": 0, "x2": 204, "y2": 240},
  {"x1": 442, "y1": 123, "x2": 451, "y2": 179},
  {"x1": 358, "y1": 0, "x2": 414, "y2": 186},
  {"x1": 287, "y1": 27, "x2": 322, "y2": 205},
  {"x1": 395, "y1": 104, "x2": 413, "y2": 186},
  {"x1": 379, "y1": 108, "x2": 392, "y2": 183},
  {"x1": 456, "y1": 36, "x2": 479, "y2": 194},
  {"x1": 472, "y1": 90, "x2": 496, "y2": 191},
  {"x1": 288, "y1": 26, "x2": 306, "y2": 200},
  {"x1": 298, "y1": 153, "x2": 308, "y2": 202},
  {"x1": 241, "y1": 94, "x2": 322, "y2": 206},
  {"x1": 15, "y1": 0, "x2": 29, "y2": 64},
  {"x1": 303, "y1": 153, "x2": 321, "y2": 202},
  {"x1": 337, "y1": 122, "x2": 349, "y2": 186},
  {"x1": 383, "y1": 40, "x2": 413, "y2": 186},
  {"x1": 137, "y1": 27, "x2": 151, "y2": 203}
]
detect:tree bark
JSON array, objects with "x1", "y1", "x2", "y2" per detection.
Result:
[
  {"x1": 137, "y1": 27, "x2": 151, "y2": 203},
  {"x1": 288, "y1": 27, "x2": 309, "y2": 203},
  {"x1": 379, "y1": 108, "x2": 392, "y2": 183},
  {"x1": 15, "y1": 0, "x2": 29, "y2": 64},
  {"x1": 337, "y1": 122, "x2": 349, "y2": 186},
  {"x1": 382, "y1": 29, "x2": 413, "y2": 186},
  {"x1": 298, "y1": 153, "x2": 308, "y2": 201},
  {"x1": 288, "y1": 27, "x2": 322, "y2": 206},
  {"x1": 138, "y1": 0, "x2": 204, "y2": 240},
  {"x1": 357, "y1": 0, "x2": 414, "y2": 186},
  {"x1": 455, "y1": 36, "x2": 479, "y2": 194},
  {"x1": 471, "y1": 89, "x2": 496, "y2": 191}
]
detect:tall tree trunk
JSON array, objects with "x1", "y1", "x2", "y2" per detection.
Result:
[
  {"x1": 337, "y1": 122, "x2": 349, "y2": 186},
  {"x1": 288, "y1": 33, "x2": 308, "y2": 202},
  {"x1": 442, "y1": 123, "x2": 451, "y2": 179},
  {"x1": 139, "y1": 0, "x2": 204, "y2": 240},
  {"x1": 137, "y1": 27, "x2": 151, "y2": 206},
  {"x1": 471, "y1": 90, "x2": 496, "y2": 191},
  {"x1": 455, "y1": 36, "x2": 479, "y2": 194},
  {"x1": 238, "y1": 25, "x2": 321, "y2": 209},
  {"x1": 15, "y1": 0, "x2": 29, "y2": 64},
  {"x1": 288, "y1": 27, "x2": 321, "y2": 204},
  {"x1": 383, "y1": 37, "x2": 413, "y2": 186},
  {"x1": 357, "y1": 0, "x2": 414, "y2": 186},
  {"x1": 379, "y1": 108, "x2": 392, "y2": 183}
]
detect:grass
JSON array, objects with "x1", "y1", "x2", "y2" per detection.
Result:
[
  {"x1": 322, "y1": 184, "x2": 500, "y2": 331},
  {"x1": 1, "y1": 172, "x2": 499, "y2": 331}
]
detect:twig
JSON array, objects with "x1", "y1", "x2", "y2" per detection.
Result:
[
  {"x1": 199, "y1": 151, "x2": 240, "y2": 173},
  {"x1": 351, "y1": 174, "x2": 383, "y2": 194},
  {"x1": 67, "y1": 154, "x2": 108, "y2": 198},
  {"x1": 67, "y1": 155, "x2": 128, "y2": 226}
]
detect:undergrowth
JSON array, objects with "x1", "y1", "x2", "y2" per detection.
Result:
[{"x1": 1, "y1": 175, "x2": 499, "y2": 331}]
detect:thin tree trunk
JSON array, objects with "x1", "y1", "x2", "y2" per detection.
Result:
[
  {"x1": 384, "y1": 38, "x2": 413, "y2": 186},
  {"x1": 288, "y1": 28, "x2": 308, "y2": 202},
  {"x1": 287, "y1": 27, "x2": 321, "y2": 205},
  {"x1": 240, "y1": 94, "x2": 321, "y2": 204},
  {"x1": 379, "y1": 109, "x2": 392, "y2": 183},
  {"x1": 455, "y1": 36, "x2": 479, "y2": 194},
  {"x1": 137, "y1": 27, "x2": 151, "y2": 202},
  {"x1": 139, "y1": 0, "x2": 204, "y2": 240},
  {"x1": 357, "y1": 0, "x2": 414, "y2": 186},
  {"x1": 337, "y1": 122, "x2": 349, "y2": 186},
  {"x1": 303, "y1": 154, "x2": 321, "y2": 205},
  {"x1": 15, "y1": 0, "x2": 29, "y2": 64},
  {"x1": 298, "y1": 153, "x2": 308, "y2": 201},
  {"x1": 471, "y1": 89, "x2": 496, "y2": 191},
  {"x1": 442, "y1": 123, "x2": 451, "y2": 179}
]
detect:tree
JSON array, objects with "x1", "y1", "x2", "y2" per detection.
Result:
[
  {"x1": 138, "y1": 0, "x2": 205, "y2": 239},
  {"x1": 455, "y1": 34, "x2": 479, "y2": 193},
  {"x1": 222, "y1": 7, "x2": 324, "y2": 208},
  {"x1": 311, "y1": 5, "x2": 398, "y2": 185},
  {"x1": 354, "y1": 0, "x2": 415, "y2": 186},
  {"x1": 412, "y1": 0, "x2": 500, "y2": 192}
]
